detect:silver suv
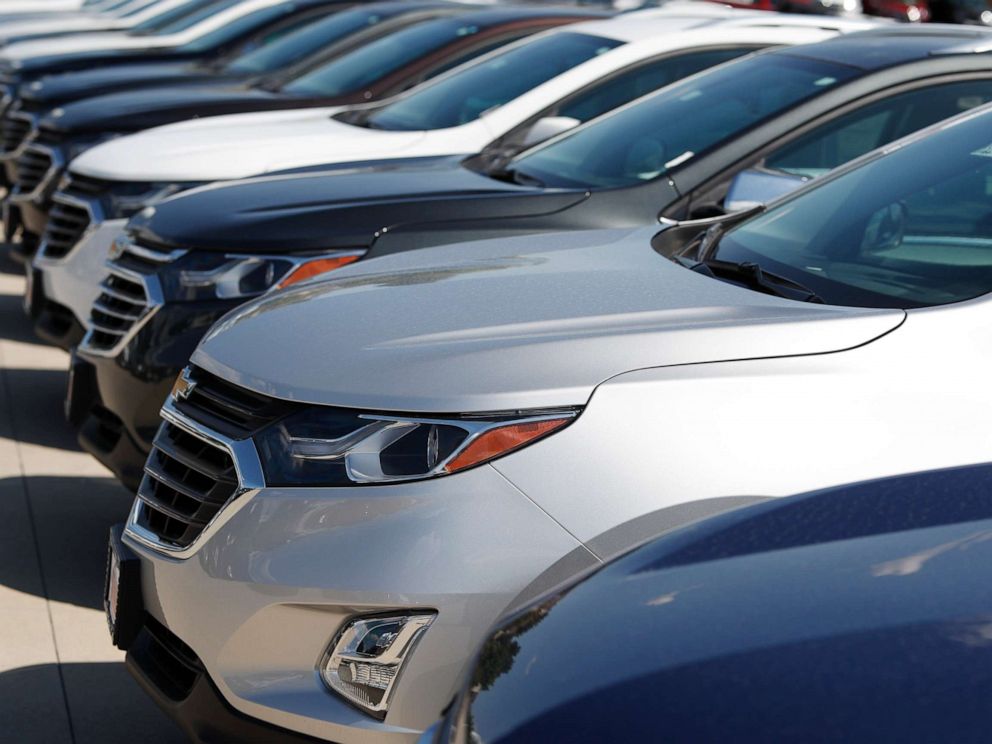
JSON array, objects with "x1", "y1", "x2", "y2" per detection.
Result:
[{"x1": 107, "y1": 104, "x2": 992, "y2": 742}]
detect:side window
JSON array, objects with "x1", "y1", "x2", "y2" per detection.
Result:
[
  {"x1": 765, "y1": 79, "x2": 992, "y2": 178},
  {"x1": 421, "y1": 32, "x2": 535, "y2": 83},
  {"x1": 557, "y1": 48, "x2": 752, "y2": 123}
]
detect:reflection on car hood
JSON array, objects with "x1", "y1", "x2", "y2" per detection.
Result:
[
  {"x1": 70, "y1": 107, "x2": 436, "y2": 180},
  {"x1": 1, "y1": 32, "x2": 169, "y2": 61},
  {"x1": 22, "y1": 62, "x2": 215, "y2": 105},
  {"x1": 43, "y1": 83, "x2": 288, "y2": 131},
  {"x1": 462, "y1": 463, "x2": 992, "y2": 743},
  {"x1": 130, "y1": 163, "x2": 580, "y2": 251},
  {"x1": 193, "y1": 226, "x2": 904, "y2": 412}
]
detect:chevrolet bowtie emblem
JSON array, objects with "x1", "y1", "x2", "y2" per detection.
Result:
[
  {"x1": 108, "y1": 238, "x2": 127, "y2": 261},
  {"x1": 172, "y1": 369, "x2": 196, "y2": 402}
]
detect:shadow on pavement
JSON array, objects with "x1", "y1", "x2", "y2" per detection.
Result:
[
  {"x1": 0, "y1": 475, "x2": 133, "y2": 611},
  {"x1": 0, "y1": 290, "x2": 50, "y2": 348},
  {"x1": 0, "y1": 248, "x2": 24, "y2": 277},
  {"x1": 2, "y1": 367, "x2": 76, "y2": 451},
  {"x1": 0, "y1": 661, "x2": 185, "y2": 744}
]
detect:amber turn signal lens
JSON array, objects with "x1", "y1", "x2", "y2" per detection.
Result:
[
  {"x1": 278, "y1": 255, "x2": 362, "y2": 289},
  {"x1": 444, "y1": 417, "x2": 572, "y2": 473}
]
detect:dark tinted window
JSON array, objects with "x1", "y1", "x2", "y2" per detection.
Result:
[
  {"x1": 714, "y1": 110, "x2": 992, "y2": 308},
  {"x1": 226, "y1": 7, "x2": 402, "y2": 74},
  {"x1": 557, "y1": 47, "x2": 751, "y2": 122},
  {"x1": 511, "y1": 53, "x2": 858, "y2": 189},
  {"x1": 366, "y1": 32, "x2": 622, "y2": 131},
  {"x1": 766, "y1": 79, "x2": 992, "y2": 178},
  {"x1": 178, "y1": 3, "x2": 290, "y2": 52},
  {"x1": 129, "y1": 0, "x2": 228, "y2": 33},
  {"x1": 282, "y1": 15, "x2": 490, "y2": 97}
]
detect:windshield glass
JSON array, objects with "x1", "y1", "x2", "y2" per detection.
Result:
[
  {"x1": 283, "y1": 15, "x2": 484, "y2": 98},
  {"x1": 177, "y1": 3, "x2": 289, "y2": 51},
  {"x1": 130, "y1": 0, "x2": 233, "y2": 34},
  {"x1": 365, "y1": 32, "x2": 622, "y2": 131},
  {"x1": 227, "y1": 7, "x2": 399, "y2": 75},
  {"x1": 713, "y1": 110, "x2": 992, "y2": 309},
  {"x1": 116, "y1": 0, "x2": 160, "y2": 18},
  {"x1": 511, "y1": 53, "x2": 859, "y2": 189}
]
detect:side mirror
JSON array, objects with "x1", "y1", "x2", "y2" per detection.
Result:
[
  {"x1": 724, "y1": 168, "x2": 808, "y2": 213},
  {"x1": 521, "y1": 116, "x2": 581, "y2": 148}
]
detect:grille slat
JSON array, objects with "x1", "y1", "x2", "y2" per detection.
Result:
[
  {"x1": 0, "y1": 114, "x2": 31, "y2": 155},
  {"x1": 14, "y1": 147, "x2": 53, "y2": 193},
  {"x1": 39, "y1": 175, "x2": 97, "y2": 259},
  {"x1": 174, "y1": 367, "x2": 300, "y2": 439},
  {"x1": 91, "y1": 299, "x2": 143, "y2": 321},
  {"x1": 80, "y1": 236, "x2": 185, "y2": 354},
  {"x1": 134, "y1": 420, "x2": 240, "y2": 548}
]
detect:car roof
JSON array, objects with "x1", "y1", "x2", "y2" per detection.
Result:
[
  {"x1": 574, "y1": 5, "x2": 874, "y2": 43},
  {"x1": 775, "y1": 24, "x2": 992, "y2": 70},
  {"x1": 430, "y1": 4, "x2": 611, "y2": 28}
]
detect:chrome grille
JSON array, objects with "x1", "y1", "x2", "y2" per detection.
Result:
[
  {"x1": 14, "y1": 145, "x2": 53, "y2": 194},
  {"x1": 40, "y1": 197, "x2": 90, "y2": 259},
  {"x1": 0, "y1": 112, "x2": 32, "y2": 156},
  {"x1": 80, "y1": 239, "x2": 186, "y2": 355},
  {"x1": 134, "y1": 420, "x2": 239, "y2": 549},
  {"x1": 174, "y1": 366, "x2": 298, "y2": 439}
]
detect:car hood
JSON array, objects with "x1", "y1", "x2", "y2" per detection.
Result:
[
  {"x1": 70, "y1": 108, "x2": 445, "y2": 181},
  {"x1": 461, "y1": 463, "x2": 992, "y2": 743},
  {"x1": 0, "y1": 15, "x2": 114, "y2": 41},
  {"x1": 129, "y1": 164, "x2": 586, "y2": 251},
  {"x1": 1, "y1": 32, "x2": 170, "y2": 61},
  {"x1": 21, "y1": 62, "x2": 219, "y2": 105},
  {"x1": 193, "y1": 226, "x2": 905, "y2": 412},
  {"x1": 41, "y1": 83, "x2": 295, "y2": 132}
]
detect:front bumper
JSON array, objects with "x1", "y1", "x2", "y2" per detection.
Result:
[
  {"x1": 123, "y1": 461, "x2": 588, "y2": 742},
  {"x1": 31, "y1": 218, "x2": 126, "y2": 349},
  {"x1": 127, "y1": 616, "x2": 327, "y2": 744}
]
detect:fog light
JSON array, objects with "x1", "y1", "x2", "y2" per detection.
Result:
[{"x1": 320, "y1": 613, "x2": 435, "y2": 717}]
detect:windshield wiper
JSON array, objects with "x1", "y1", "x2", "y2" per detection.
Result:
[
  {"x1": 487, "y1": 166, "x2": 544, "y2": 188},
  {"x1": 682, "y1": 257, "x2": 824, "y2": 304}
]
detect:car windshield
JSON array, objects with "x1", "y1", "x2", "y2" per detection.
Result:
[
  {"x1": 116, "y1": 0, "x2": 160, "y2": 18},
  {"x1": 227, "y1": 7, "x2": 401, "y2": 74},
  {"x1": 364, "y1": 32, "x2": 622, "y2": 131},
  {"x1": 282, "y1": 15, "x2": 484, "y2": 98},
  {"x1": 177, "y1": 3, "x2": 290, "y2": 51},
  {"x1": 509, "y1": 53, "x2": 859, "y2": 189},
  {"x1": 130, "y1": 0, "x2": 234, "y2": 34},
  {"x1": 711, "y1": 110, "x2": 992, "y2": 309}
]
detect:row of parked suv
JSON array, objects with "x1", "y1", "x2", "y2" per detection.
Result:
[{"x1": 3, "y1": 0, "x2": 992, "y2": 741}]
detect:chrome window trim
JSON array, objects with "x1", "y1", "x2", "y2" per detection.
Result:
[{"x1": 125, "y1": 395, "x2": 265, "y2": 559}]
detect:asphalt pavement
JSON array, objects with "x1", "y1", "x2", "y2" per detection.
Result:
[{"x1": 0, "y1": 247, "x2": 185, "y2": 744}]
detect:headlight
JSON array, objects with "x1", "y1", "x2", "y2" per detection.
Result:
[
  {"x1": 255, "y1": 406, "x2": 577, "y2": 486},
  {"x1": 320, "y1": 612, "x2": 435, "y2": 718},
  {"x1": 160, "y1": 250, "x2": 364, "y2": 301}
]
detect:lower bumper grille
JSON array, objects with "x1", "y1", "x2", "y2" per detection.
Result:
[
  {"x1": 14, "y1": 146, "x2": 53, "y2": 194},
  {"x1": 135, "y1": 420, "x2": 239, "y2": 549}
]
